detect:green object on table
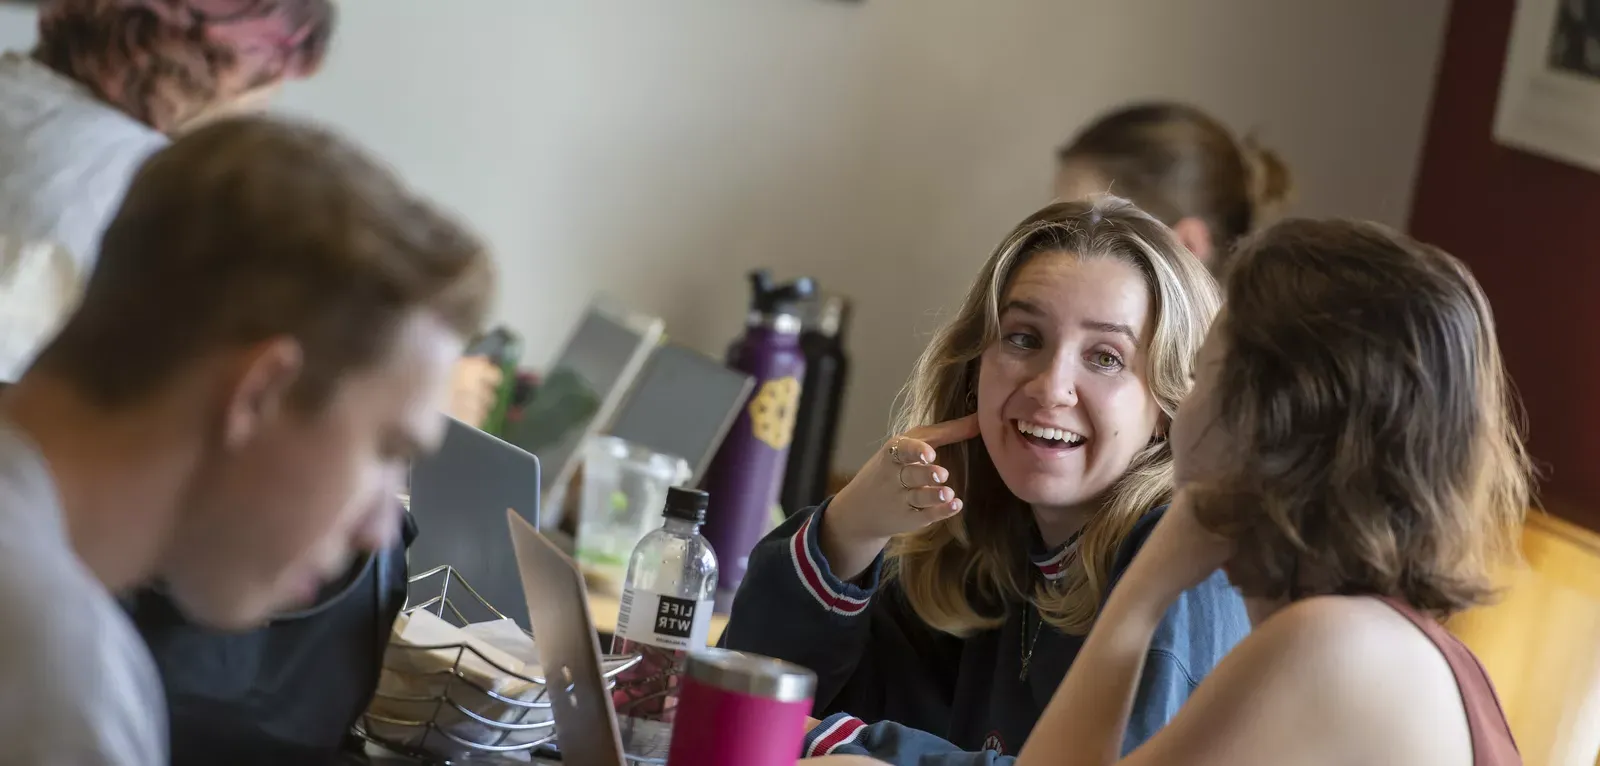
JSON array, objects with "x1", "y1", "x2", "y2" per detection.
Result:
[
  {"x1": 482, "y1": 356, "x2": 520, "y2": 437},
  {"x1": 467, "y1": 327, "x2": 523, "y2": 437},
  {"x1": 502, "y1": 367, "x2": 602, "y2": 452}
]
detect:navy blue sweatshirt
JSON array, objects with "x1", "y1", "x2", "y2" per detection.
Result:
[{"x1": 720, "y1": 501, "x2": 1249, "y2": 764}]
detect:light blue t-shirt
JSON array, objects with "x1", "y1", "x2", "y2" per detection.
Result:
[
  {"x1": 0, "y1": 51, "x2": 166, "y2": 381},
  {"x1": 0, "y1": 420, "x2": 167, "y2": 765}
]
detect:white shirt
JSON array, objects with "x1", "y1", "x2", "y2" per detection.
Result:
[
  {"x1": 0, "y1": 52, "x2": 167, "y2": 381},
  {"x1": 0, "y1": 420, "x2": 167, "y2": 765}
]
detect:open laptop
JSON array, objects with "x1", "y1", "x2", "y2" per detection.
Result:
[
  {"x1": 508, "y1": 510, "x2": 673, "y2": 765},
  {"x1": 406, "y1": 417, "x2": 542, "y2": 631},
  {"x1": 605, "y1": 342, "x2": 753, "y2": 485},
  {"x1": 500, "y1": 299, "x2": 663, "y2": 531}
]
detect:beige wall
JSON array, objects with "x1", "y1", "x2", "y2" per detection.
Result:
[{"x1": 0, "y1": 0, "x2": 1451, "y2": 470}]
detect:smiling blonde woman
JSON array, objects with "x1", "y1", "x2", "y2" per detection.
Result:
[{"x1": 725, "y1": 196, "x2": 1248, "y2": 766}]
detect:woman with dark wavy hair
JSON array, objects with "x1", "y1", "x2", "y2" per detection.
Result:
[
  {"x1": 0, "y1": 0, "x2": 335, "y2": 381},
  {"x1": 34, "y1": 0, "x2": 335, "y2": 131},
  {"x1": 1011, "y1": 219, "x2": 1529, "y2": 765}
]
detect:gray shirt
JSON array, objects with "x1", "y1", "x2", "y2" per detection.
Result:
[
  {"x1": 0, "y1": 52, "x2": 167, "y2": 381},
  {"x1": 0, "y1": 420, "x2": 167, "y2": 765}
]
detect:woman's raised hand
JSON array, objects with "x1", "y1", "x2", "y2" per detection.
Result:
[
  {"x1": 447, "y1": 355, "x2": 504, "y2": 427},
  {"x1": 818, "y1": 415, "x2": 980, "y2": 579}
]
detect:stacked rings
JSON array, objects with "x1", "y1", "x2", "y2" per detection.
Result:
[{"x1": 889, "y1": 437, "x2": 934, "y2": 512}]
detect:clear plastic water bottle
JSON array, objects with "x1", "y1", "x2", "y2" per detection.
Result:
[{"x1": 610, "y1": 487, "x2": 719, "y2": 723}]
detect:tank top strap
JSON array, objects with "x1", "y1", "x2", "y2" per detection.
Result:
[{"x1": 1374, "y1": 596, "x2": 1521, "y2": 765}]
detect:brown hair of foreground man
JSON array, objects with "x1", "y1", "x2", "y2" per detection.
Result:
[
  {"x1": 0, "y1": 114, "x2": 494, "y2": 766},
  {"x1": 36, "y1": 116, "x2": 494, "y2": 412}
]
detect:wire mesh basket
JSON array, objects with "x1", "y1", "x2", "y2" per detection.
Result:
[{"x1": 355, "y1": 565, "x2": 649, "y2": 764}]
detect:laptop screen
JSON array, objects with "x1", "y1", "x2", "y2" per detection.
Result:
[
  {"x1": 605, "y1": 343, "x2": 753, "y2": 485},
  {"x1": 501, "y1": 301, "x2": 661, "y2": 530}
]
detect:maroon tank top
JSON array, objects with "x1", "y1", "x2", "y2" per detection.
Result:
[{"x1": 1378, "y1": 597, "x2": 1521, "y2": 765}]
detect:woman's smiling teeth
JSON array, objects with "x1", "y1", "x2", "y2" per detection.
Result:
[{"x1": 1015, "y1": 419, "x2": 1085, "y2": 447}]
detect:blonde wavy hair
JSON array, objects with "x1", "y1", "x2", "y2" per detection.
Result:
[{"x1": 886, "y1": 196, "x2": 1220, "y2": 636}]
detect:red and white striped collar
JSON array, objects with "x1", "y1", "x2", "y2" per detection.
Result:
[{"x1": 1029, "y1": 529, "x2": 1084, "y2": 582}]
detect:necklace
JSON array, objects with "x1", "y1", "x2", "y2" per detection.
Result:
[
  {"x1": 1021, "y1": 529, "x2": 1079, "y2": 681},
  {"x1": 1019, "y1": 602, "x2": 1042, "y2": 680}
]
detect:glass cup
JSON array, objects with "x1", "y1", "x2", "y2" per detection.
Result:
[{"x1": 575, "y1": 435, "x2": 692, "y2": 595}]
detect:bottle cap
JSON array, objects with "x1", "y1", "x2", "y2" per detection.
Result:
[
  {"x1": 747, "y1": 270, "x2": 817, "y2": 318},
  {"x1": 809, "y1": 294, "x2": 850, "y2": 338},
  {"x1": 663, "y1": 487, "x2": 709, "y2": 523}
]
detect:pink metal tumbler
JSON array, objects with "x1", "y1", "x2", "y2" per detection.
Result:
[{"x1": 665, "y1": 648, "x2": 817, "y2": 766}]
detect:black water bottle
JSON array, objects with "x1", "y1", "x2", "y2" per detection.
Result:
[{"x1": 780, "y1": 294, "x2": 851, "y2": 515}]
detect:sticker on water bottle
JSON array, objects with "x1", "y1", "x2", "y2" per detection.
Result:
[
  {"x1": 615, "y1": 590, "x2": 716, "y2": 650},
  {"x1": 748, "y1": 376, "x2": 801, "y2": 449}
]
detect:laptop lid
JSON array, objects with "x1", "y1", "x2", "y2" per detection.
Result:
[
  {"x1": 508, "y1": 510, "x2": 628, "y2": 766},
  {"x1": 502, "y1": 299, "x2": 662, "y2": 530},
  {"x1": 407, "y1": 417, "x2": 542, "y2": 630},
  {"x1": 605, "y1": 343, "x2": 754, "y2": 485}
]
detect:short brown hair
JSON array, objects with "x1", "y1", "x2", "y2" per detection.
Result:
[
  {"x1": 1057, "y1": 102, "x2": 1292, "y2": 271},
  {"x1": 1193, "y1": 219, "x2": 1531, "y2": 617},
  {"x1": 36, "y1": 115, "x2": 495, "y2": 410},
  {"x1": 35, "y1": 0, "x2": 336, "y2": 131}
]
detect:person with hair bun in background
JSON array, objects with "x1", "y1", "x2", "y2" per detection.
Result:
[{"x1": 1054, "y1": 102, "x2": 1293, "y2": 274}]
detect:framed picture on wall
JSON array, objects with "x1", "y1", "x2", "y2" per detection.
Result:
[{"x1": 1495, "y1": 0, "x2": 1600, "y2": 173}]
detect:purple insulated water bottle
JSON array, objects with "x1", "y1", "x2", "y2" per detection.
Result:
[{"x1": 700, "y1": 271, "x2": 814, "y2": 608}]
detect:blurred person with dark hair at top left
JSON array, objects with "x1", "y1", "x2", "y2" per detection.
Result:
[
  {"x1": 0, "y1": 0, "x2": 338, "y2": 382},
  {"x1": 0, "y1": 0, "x2": 502, "y2": 414}
]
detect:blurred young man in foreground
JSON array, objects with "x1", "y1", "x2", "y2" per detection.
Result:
[{"x1": 0, "y1": 115, "x2": 495, "y2": 765}]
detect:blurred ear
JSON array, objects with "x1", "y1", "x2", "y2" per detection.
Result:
[
  {"x1": 1172, "y1": 217, "x2": 1214, "y2": 265},
  {"x1": 221, "y1": 337, "x2": 304, "y2": 450}
]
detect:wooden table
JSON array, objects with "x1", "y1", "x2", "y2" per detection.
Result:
[{"x1": 586, "y1": 592, "x2": 730, "y2": 645}]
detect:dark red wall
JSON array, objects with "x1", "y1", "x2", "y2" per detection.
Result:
[{"x1": 1409, "y1": 0, "x2": 1600, "y2": 531}]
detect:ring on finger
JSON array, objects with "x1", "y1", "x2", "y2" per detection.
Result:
[
  {"x1": 898, "y1": 464, "x2": 915, "y2": 490},
  {"x1": 888, "y1": 437, "x2": 907, "y2": 464}
]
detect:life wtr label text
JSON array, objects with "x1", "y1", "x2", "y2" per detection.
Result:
[{"x1": 615, "y1": 590, "x2": 716, "y2": 651}]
